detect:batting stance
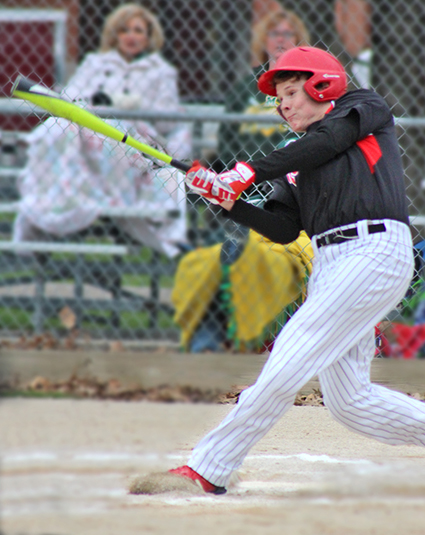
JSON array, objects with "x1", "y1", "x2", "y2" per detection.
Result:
[{"x1": 170, "y1": 46, "x2": 425, "y2": 494}]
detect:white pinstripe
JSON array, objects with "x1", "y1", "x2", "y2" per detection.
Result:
[{"x1": 188, "y1": 219, "x2": 425, "y2": 488}]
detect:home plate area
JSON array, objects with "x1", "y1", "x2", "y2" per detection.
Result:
[{"x1": 2, "y1": 399, "x2": 425, "y2": 534}]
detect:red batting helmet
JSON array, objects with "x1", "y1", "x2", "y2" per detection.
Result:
[{"x1": 258, "y1": 46, "x2": 347, "y2": 102}]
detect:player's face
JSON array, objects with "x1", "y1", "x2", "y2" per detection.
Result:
[
  {"x1": 117, "y1": 16, "x2": 149, "y2": 60},
  {"x1": 276, "y1": 78, "x2": 329, "y2": 132},
  {"x1": 266, "y1": 20, "x2": 297, "y2": 67}
]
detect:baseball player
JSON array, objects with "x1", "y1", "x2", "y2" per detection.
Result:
[{"x1": 169, "y1": 47, "x2": 425, "y2": 495}]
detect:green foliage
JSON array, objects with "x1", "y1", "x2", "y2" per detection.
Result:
[{"x1": 400, "y1": 280, "x2": 425, "y2": 322}]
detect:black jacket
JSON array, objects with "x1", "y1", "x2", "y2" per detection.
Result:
[{"x1": 226, "y1": 89, "x2": 409, "y2": 244}]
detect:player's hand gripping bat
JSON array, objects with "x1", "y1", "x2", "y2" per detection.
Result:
[{"x1": 11, "y1": 76, "x2": 191, "y2": 173}]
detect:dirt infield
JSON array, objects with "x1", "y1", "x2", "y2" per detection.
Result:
[{"x1": 2, "y1": 395, "x2": 425, "y2": 535}]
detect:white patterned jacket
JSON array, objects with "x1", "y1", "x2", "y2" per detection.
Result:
[{"x1": 62, "y1": 50, "x2": 191, "y2": 159}]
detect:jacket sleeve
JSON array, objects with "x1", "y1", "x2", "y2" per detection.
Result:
[
  {"x1": 250, "y1": 110, "x2": 360, "y2": 183},
  {"x1": 62, "y1": 54, "x2": 97, "y2": 103},
  {"x1": 329, "y1": 90, "x2": 394, "y2": 139},
  {"x1": 149, "y1": 64, "x2": 180, "y2": 112},
  {"x1": 223, "y1": 185, "x2": 303, "y2": 245},
  {"x1": 147, "y1": 62, "x2": 185, "y2": 136}
]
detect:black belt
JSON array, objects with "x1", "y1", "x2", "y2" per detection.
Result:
[{"x1": 316, "y1": 223, "x2": 386, "y2": 248}]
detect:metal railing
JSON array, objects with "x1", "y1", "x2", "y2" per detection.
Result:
[{"x1": 2, "y1": 98, "x2": 425, "y2": 127}]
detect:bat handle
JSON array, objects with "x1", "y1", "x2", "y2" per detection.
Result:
[{"x1": 170, "y1": 159, "x2": 191, "y2": 173}]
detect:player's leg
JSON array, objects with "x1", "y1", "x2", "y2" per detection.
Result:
[
  {"x1": 319, "y1": 330, "x2": 425, "y2": 446},
  {"x1": 187, "y1": 224, "x2": 413, "y2": 487}
]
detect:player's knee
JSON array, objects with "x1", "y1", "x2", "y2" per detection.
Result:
[{"x1": 321, "y1": 394, "x2": 354, "y2": 424}]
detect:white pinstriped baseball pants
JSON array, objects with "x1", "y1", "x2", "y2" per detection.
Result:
[{"x1": 188, "y1": 219, "x2": 425, "y2": 488}]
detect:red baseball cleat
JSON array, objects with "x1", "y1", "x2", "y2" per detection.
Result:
[{"x1": 169, "y1": 465, "x2": 227, "y2": 495}]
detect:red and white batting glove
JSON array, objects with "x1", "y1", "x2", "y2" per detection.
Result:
[
  {"x1": 185, "y1": 161, "x2": 221, "y2": 204},
  {"x1": 211, "y1": 162, "x2": 256, "y2": 202}
]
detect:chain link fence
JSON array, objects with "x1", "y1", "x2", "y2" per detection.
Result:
[{"x1": 0, "y1": 0, "x2": 424, "y2": 354}]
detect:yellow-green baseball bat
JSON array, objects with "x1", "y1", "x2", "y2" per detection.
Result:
[{"x1": 11, "y1": 75, "x2": 191, "y2": 173}]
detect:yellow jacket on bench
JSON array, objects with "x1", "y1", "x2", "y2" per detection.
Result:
[{"x1": 172, "y1": 230, "x2": 313, "y2": 350}]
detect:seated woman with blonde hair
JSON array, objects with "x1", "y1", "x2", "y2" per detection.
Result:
[
  {"x1": 14, "y1": 3, "x2": 190, "y2": 258},
  {"x1": 63, "y1": 3, "x2": 191, "y2": 159}
]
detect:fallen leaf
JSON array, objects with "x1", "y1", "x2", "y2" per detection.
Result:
[
  {"x1": 58, "y1": 306, "x2": 77, "y2": 329},
  {"x1": 109, "y1": 340, "x2": 125, "y2": 352}
]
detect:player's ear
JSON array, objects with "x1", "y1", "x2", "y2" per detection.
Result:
[{"x1": 314, "y1": 82, "x2": 330, "y2": 91}]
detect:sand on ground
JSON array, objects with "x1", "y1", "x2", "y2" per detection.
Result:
[{"x1": 2, "y1": 397, "x2": 425, "y2": 535}]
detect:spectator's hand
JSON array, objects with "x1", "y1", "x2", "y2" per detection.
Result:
[
  {"x1": 91, "y1": 91, "x2": 113, "y2": 106},
  {"x1": 211, "y1": 162, "x2": 256, "y2": 202}
]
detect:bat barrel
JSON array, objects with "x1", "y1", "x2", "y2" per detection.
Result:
[{"x1": 11, "y1": 75, "x2": 193, "y2": 175}]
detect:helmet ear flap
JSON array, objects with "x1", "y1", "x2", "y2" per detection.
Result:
[{"x1": 303, "y1": 72, "x2": 347, "y2": 102}]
